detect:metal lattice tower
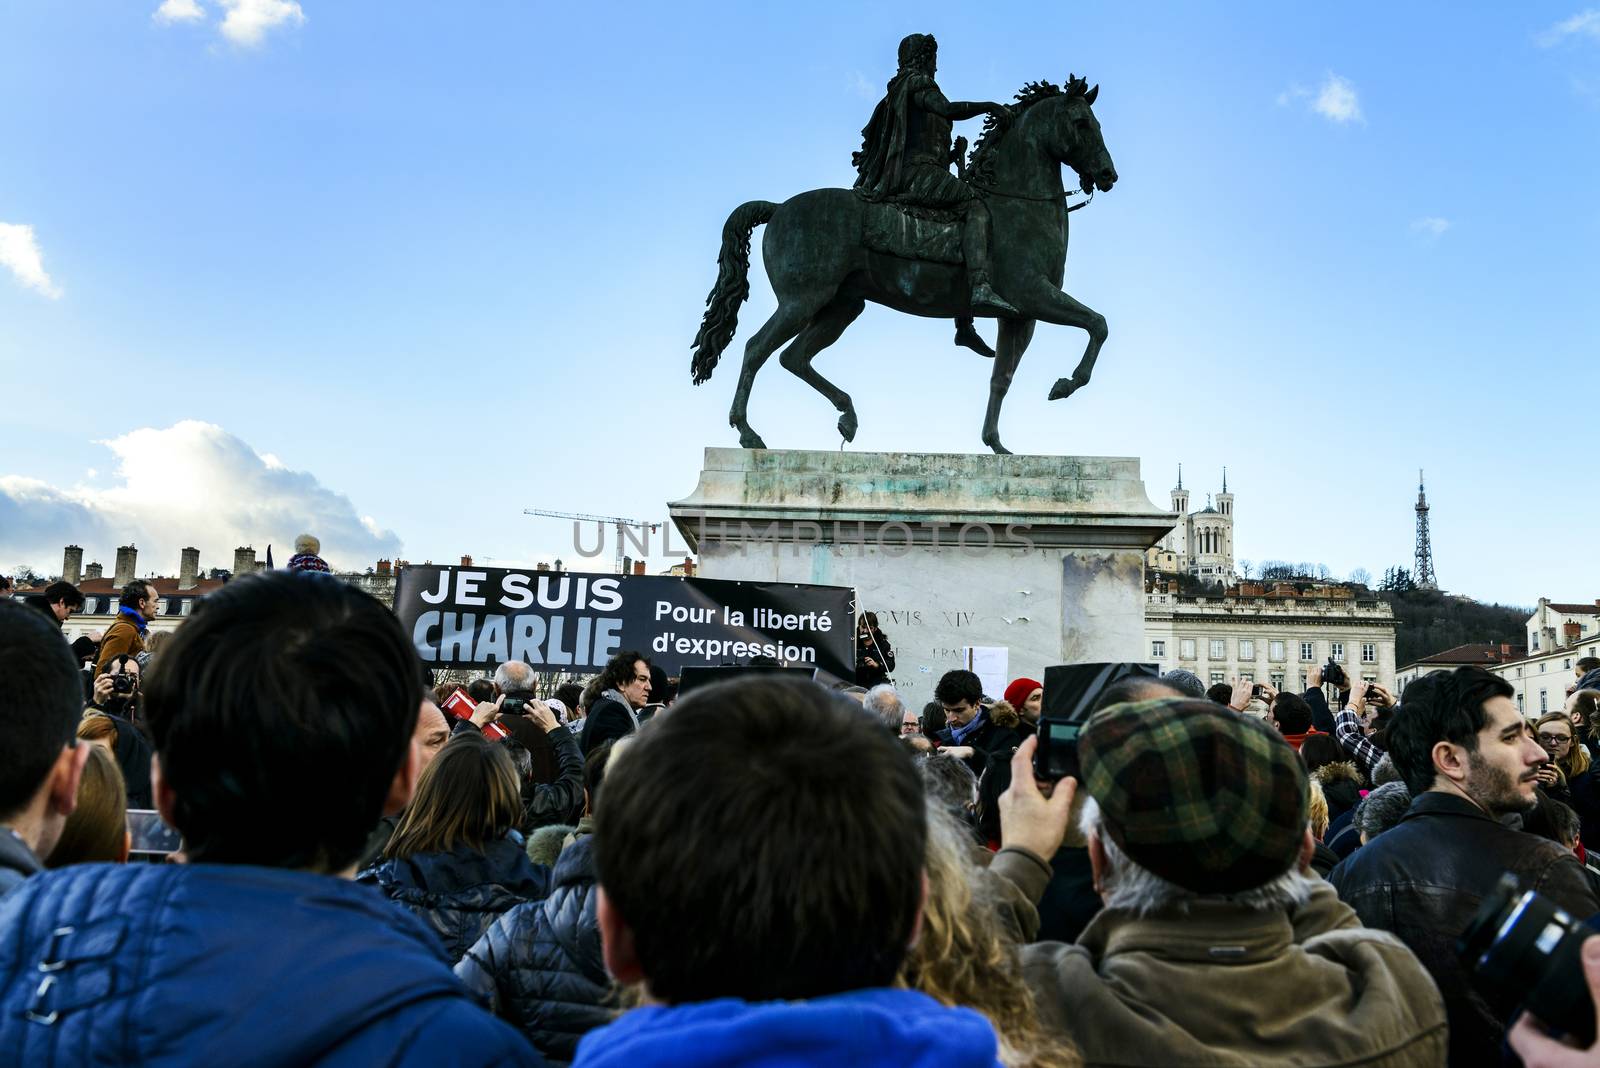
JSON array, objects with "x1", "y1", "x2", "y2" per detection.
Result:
[{"x1": 1413, "y1": 469, "x2": 1438, "y2": 590}]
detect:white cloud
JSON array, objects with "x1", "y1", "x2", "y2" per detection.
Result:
[
  {"x1": 1313, "y1": 74, "x2": 1364, "y2": 124},
  {"x1": 0, "y1": 222, "x2": 62, "y2": 298},
  {"x1": 153, "y1": 0, "x2": 206, "y2": 23},
  {"x1": 1538, "y1": 9, "x2": 1600, "y2": 46},
  {"x1": 0, "y1": 421, "x2": 400, "y2": 576},
  {"x1": 218, "y1": 0, "x2": 305, "y2": 47},
  {"x1": 1277, "y1": 74, "x2": 1364, "y2": 125},
  {"x1": 1411, "y1": 216, "x2": 1452, "y2": 238}
]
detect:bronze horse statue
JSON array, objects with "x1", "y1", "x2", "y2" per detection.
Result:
[{"x1": 690, "y1": 76, "x2": 1118, "y2": 455}]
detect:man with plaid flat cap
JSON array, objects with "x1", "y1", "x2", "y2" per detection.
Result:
[{"x1": 994, "y1": 697, "x2": 1449, "y2": 1067}]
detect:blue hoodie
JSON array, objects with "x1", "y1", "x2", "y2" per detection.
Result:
[
  {"x1": 573, "y1": 988, "x2": 1001, "y2": 1068},
  {"x1": 0, "y1": 861, "x2": 544, "y2": 1066}
]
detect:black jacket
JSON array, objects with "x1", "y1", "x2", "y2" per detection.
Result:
[
  {"x1": 456, "y1": 836, "x2": 611, "y2": 1064},
  {"x1": 855, "y1": 628, "x2": 895, "y2": 689},
  {"x1": 359, "y1": 837, "x2": 551, "y2": 964},
  {"x1": 1303, "y1": 686, "x2": 1337, "y2": 736},
  {"x1": 1329, "y1": 791, "x2": 1600, "y2": 1066},
  {"x1": 579, "y1": 697, "x2": 635, "y2": 757},
  {"x1": 518, "y1": 721, "x2": 587, "y2": 832},
  {"x1": 941, "y1": 711, "x2": 1023, "y2": 778}
]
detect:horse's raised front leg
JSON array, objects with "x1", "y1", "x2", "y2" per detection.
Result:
[
  {"x1": 980, "y1": 318, "x2": 1036, "y2": 455},
  {"x1": 728, "y1": 298, "x2": 823, "y2": 449},
  {"x1": 1015, "y1": 286, "x2": 1108, "y2": 403},
  {"x1": 777, "y1": 296, "x2": 865, "y2": 442}
]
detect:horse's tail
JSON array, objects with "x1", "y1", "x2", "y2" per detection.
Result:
[{"x1": 690, "y1": 200, "x2": 777, "y2": 384}]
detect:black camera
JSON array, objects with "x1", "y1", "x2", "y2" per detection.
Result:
[
  {"x1": 1251, "y1": 683, "x2": 1267, "y2": 699},
  {"x1": 1322, "y1": 660, "x2": 1348, "y2": 689},
  {"x1": 1458, "y1": 872, "x2": 1596, "y2": 1046},
  {"x1": 1033, "y1": 662, "x2": 1158, "y2": 783},
  {"x1": 501, "y1": 695, "x2": 530, "y2": 717},
  {"x1": 112, "y1": 672, "x2": 137, "y2": 696}
]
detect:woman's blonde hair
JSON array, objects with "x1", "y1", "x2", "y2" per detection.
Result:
[
  {"x1": 899, "y1": 803, "x2": 1080, "y2": 1068},
  {"x1": 1307, "y1": 779, "x2": 1329, "y2": 841},
  {"x1": 46, "y1": 744, "x2": 128, "y2": 868},
  {"x1": 383, "y1": 732, "x2": 522, "y2": 860},
  {"x1": 1537, "y1": 711, "x2": 1590, "y2": 778}
]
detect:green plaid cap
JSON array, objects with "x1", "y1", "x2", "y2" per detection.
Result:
[{"x1": 1080, "y1": 697, "x2": 1309, "y2": 894}]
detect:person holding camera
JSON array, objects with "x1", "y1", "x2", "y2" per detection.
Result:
[
  {"x1": 491, "y1": 661, "x2": 585, "y2": 831},
  {"x1": 1330, "y1": 666, "x2": 1600, "y2": 1066},
  {"x1": 996, "y1": 699, "x2": 1448, "y2": 1066},
  {"x1": 84, "y1": 656, "x2": 154, "y2": 809}
]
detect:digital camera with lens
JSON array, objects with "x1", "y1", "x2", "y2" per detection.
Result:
[
  {"x1": 1457, "y1": 872, "x2": 1596, "y2": 1046},
  {"x1": 500, "y1": 695, "x2": 530, "y2": 717},
  {"x1": 1322, "y1": 660, "x2": 1348, "y2": 689}
]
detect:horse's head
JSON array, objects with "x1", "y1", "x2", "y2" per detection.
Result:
[{"x1": 1050, "y1": 75, "x2": 1117, "y2": 195}]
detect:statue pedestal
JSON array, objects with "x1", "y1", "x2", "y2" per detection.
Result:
[{"x1": 669, "y1": 448, "x2": 1176, "y2": 710}]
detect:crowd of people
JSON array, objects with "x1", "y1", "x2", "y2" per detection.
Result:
[{"x1": 6, "y1": 572, "x2": 1600, "y2": 1065}]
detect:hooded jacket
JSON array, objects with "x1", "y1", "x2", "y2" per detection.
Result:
[
  {"x1": 0, "y1": 862, "x2": 544, "y2": 1066},
  {"x1": 358, "y1": 836, "x2": 550, "y2": 964},
  {"x1": 456, "y1": 835, "x2": 611, "y2": 1063},
  {"x1": 571, "y1": 988, "x2": 1001, "y2": 1068}
]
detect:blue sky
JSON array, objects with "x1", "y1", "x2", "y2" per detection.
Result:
[{"x1": 2, "y1": 1, "x2": 1596, "y2": 606}]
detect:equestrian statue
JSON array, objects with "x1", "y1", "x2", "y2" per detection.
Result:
[{"x1": 689, "y1": 33, "x2": 1119, "y2": 455}]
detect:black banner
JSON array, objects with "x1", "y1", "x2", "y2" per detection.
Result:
[{"x1": 394, "y1": 564, "x2": 855, "y2": 680}]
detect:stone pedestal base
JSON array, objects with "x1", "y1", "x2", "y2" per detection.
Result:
[{"x1": 669, "y1": 449, "x2": 1175, "y2": 710}]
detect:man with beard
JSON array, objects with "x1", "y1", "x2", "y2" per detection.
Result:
[{"x1": 1330, "y1": 666, "x2": 1599, "y2": 1066}]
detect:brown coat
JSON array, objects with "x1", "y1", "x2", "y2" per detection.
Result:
[
  {"x1": 95, "y1": 616, "x2": 146, "y2": 676},
  {"x1": 990, "y1": 850, "x2": 1448, "y2": 1068}
]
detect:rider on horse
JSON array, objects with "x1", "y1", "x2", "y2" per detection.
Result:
[{"x1": 853, "y1": 33, "x2": 1017, "y2": 355}]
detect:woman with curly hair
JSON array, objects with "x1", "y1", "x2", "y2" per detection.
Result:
[{"x1": 899, "y1": 802, "x2": 1080, "y2": 1068}]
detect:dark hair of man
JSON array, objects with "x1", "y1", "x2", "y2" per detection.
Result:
[
  {"x1": 921, "y1": 699, "x2": 946, "y2": 739},
  {"x1": 1205, "y1": 683, "x2": 1233, "y2": 706},
  {"x1": 384, "y1": 731, "x2": 521, "y2": 860},
  {"x1": 556, "y1": 682, "x2": 585, "y2": 710},
  {"x1": 1388, "y1": 666, "x2": 1516, "y2": 795},
  {"x1": 934, "y1": 669, "x2": 983, "y2": 706},
  {"x1": 1273, "y1": 693, "x2": 1314, "y2": 735},
  {"x1": 597, "y1": 649, "x2": 648, "y2": 694},
  {"x1": 1579, "y1": 657, "x2": 1600, "y2": 674},
  {"x1": 1091, "y1": 677, "x2": 1181, "y2": 713},
  {"x1": 43, "y1": 581, "x2": 85, "y2": 611},
  {"x1": 1298, "y1": 732, "x2": 1343, "y2": 774},
  {"x1": 118, "y1": 579, "x2": 152, "y2": 611},
  {"x1": 141, "y1": 572, "x2": 420, "y2": 871},
  {"x1": 0, "y1": 600, "x2": 82, "y2": 817},
  {"x1": 594, "y1": 676, "x2": 925, "y2": 1003},
  {"x1": 466, "y1": 677, "x2": 497, "y2": 703}
]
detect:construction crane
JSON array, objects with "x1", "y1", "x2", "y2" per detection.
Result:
[{"x1": 522, "y1": 509, "x2": 661, "y2": 574}]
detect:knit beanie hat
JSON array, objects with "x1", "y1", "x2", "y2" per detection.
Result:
[
  {"x1": 1080, "y1": 697, "x2": 1309, "y2": 894},
  {"x1": 1003, "y1": 677, "x2": 1042, "y2": 709}
]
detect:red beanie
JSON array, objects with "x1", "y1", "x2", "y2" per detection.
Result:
[{"x1": 1004, "y1": 677, "x2": 1042, "y2": 709}]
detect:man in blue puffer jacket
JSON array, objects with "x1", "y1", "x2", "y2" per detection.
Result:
[
  {"x1": 0, "y1": 572, "x2": 543, "y2": 1067},
  {"x1": 572, "y1": 675, "x2": 1005, "y2": 1068}
]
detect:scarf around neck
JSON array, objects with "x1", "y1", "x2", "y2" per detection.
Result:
[
  {"x1": 118, "y1": 604, "x2": 149, "y2": 634},
  {"x1": 943, "y1": 707, "x2": 988, "y2": 746},
  {"x1": 603, "y1": 688, "x2": 641, "y2": 730}
]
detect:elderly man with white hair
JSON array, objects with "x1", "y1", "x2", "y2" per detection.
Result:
[
  {"x1": 862, "y1": 683, "x2": 910, "y2": 734},
  {"x1": 478, "y1": 660, "x2": 586, "y2": 831}
]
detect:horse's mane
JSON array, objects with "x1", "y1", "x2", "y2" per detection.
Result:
[{"x1": 967, "y1": 74, "x2": 1093, "y2": 189}]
